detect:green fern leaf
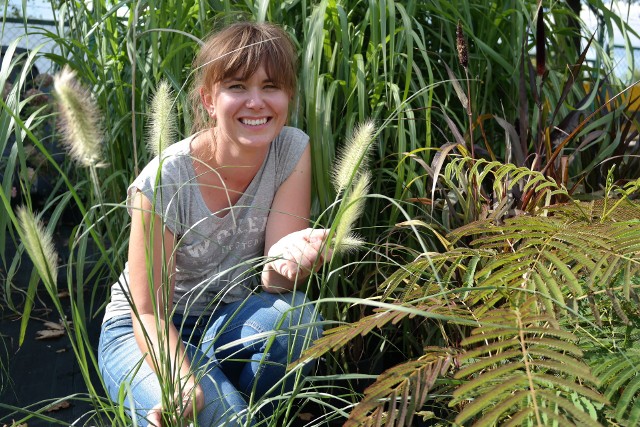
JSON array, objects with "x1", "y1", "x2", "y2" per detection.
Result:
[
  {"x1": 345, "y1": 350, "x2": 454, "y2": 427},
  {"x1": 455, "y1": 349, "x2": 525, "y2": 380},
  {"x1": 454, "y1": 375, "x2": 530, "y2": 425},
  {"x1": 531, "y1": 271, "x2": 561, "y2": 313},
  {"x1": 453, "y1": 362, "x2": 523, "y2": 398},
  {"x1": 542, "y1": 251, "x2": 583, "y2": 296},
  {"x1": 628, "y1": 398, "x2": 640, "y2": 426},
  {"x1": 453, "y1": 301, "x2": 605, "y2": 426},
  {"x1": 590, "y1": 348, "x2": 640, "y2": 423},
  {"x1": 534, "y1": 262, "x2": 566, "y2": 308},
  {"x1": 615, "y1": 372, "x2": 640, "y2": 421},
  {"x1": 463, "y1": 255, "x2": 482, "y2": 288}
]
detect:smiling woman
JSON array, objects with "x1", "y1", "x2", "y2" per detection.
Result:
[
  {"x1": 197, "y1": 66, "x2": 291, "y2": 167},
  {"x1": 96, "y1": 22, "x2": 331, "y2": 427}
]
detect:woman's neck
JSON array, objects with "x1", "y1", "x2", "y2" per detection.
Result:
[{"x1": 191, "y1": 129, "x2": 268, "y2": 184}]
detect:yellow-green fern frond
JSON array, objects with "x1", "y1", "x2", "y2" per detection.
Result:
[
  {"x1": 290, "y1": 300, "x2": 468, "y2": 370},
  {"x1": 452, "y1": 299, "x2": 607, "y2": 427},
  {"x1": 446, "y1": 212, "x2": 640, "y2": 320}
]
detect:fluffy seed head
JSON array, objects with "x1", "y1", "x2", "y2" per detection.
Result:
[
  {"x1": 456, "y1": 21, "x2": 469, "y2": 69},
  {"x1": 17, "y1": 206, "x2": 58, "y2": 290},
  {"x1": 53, "y1": 66, "x2": 103, "y2": 167},
  {"x1": 332, "y1": 120, "x2": 376, "y2": 193},
  {"x1": 146, "y1": 80, "x2": 176, "y2": 157},
  {"x1": 335, "y1": 234, "x2": 366, "y2": 254},
  {"x1": 333, "y1": 171, "x2": 370, "y2": 254}
]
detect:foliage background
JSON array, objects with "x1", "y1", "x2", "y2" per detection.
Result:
[{"x1": 1, "y1": 0, "x2": 639, "y2": 426}]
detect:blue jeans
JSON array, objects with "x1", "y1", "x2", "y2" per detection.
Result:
[{"x1": 98, "y1": 291, "x2": 323, "y2": 426}]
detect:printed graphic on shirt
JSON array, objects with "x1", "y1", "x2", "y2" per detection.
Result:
[
  {"x1": 186, "y1": 239, "x2": 210, "y2": 257},
  {"x1": 185, "y1": 216, "x2": 268, "y2": 258}
]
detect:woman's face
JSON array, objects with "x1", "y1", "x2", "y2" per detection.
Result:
[{"x1": 202, "y1": 65, "x2": 290, "y2": 154}]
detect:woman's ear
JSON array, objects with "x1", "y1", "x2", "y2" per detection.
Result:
[{"x1": 200, "y1": 87, "x2": 216, "y2": 119}]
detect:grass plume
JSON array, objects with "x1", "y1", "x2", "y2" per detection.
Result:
[
  {"x1": 332, "y1": 120, "x2": 376, "y2": 193},
  {"x1": 456, "y1": 20, "x2": 468, "y2": 69},
  {"x1": 146, "y1": 80, "x2": 176, "y2": 157},
  {"x1": 16, "y1": 206, "x2": 58, "y2": 290},
  {"x1": 53, "y1": 65, "x2": 104, "y2": 167},
  {"x1": 333, "y1": 170, "x2": 370, "y2": 254}
]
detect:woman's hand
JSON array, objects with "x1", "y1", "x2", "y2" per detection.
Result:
[
  {"x1": 147, "y1": 383, "x2": 204, "y2": 427},
  {"x1": 266, "y1": 228, "x2": 332, "y2": 283}
]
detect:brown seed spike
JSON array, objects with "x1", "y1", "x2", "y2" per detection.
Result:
[
  {"x1": 456, "y1": 20, "x2": 468, "y2": 69},
  {"x1": 536, "y1": 7, "x2": 546, "y2": 76}
]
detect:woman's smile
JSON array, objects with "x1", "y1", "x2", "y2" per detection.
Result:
[
  {"x1": 202, "y1": 65, "x2": 290, "y2": 155},
  {"x1": 241, "y1": 117, "x2": 269, "y2": 126}
]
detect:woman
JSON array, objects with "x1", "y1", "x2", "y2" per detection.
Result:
[{"x1": 98, "y1": 22, "x2": 329, "y2": 427}]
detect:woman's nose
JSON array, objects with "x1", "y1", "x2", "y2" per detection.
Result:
[{"x1": 246, "y1": 90, "x2": 265, "y2": 109}]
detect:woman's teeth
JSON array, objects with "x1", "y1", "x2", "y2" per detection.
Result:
[{"x1": 242, "y1": 118, "x2": 268, "y2": 126}]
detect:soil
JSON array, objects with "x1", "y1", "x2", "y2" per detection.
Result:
[{"x1": 0, "y1": 223, "x2": 104, "y2": 427}]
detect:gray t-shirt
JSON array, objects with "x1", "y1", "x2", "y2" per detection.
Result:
[{"x1": 103, "y1": 126, "x2": 309, "y2": 322}]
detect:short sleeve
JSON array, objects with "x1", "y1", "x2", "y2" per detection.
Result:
[
  {"x1": 126, "y1": 147, "x2": 192, "y2": 237},
  {"x1": 274, "y1": 127, "x2": 310, "y2": 187}
]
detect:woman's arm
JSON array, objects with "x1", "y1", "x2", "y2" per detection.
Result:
[
  {"x1": 262, "y1": 145, "x2": 329, "y2": 292},
  {"x1": 127, "y1": 191, "x2": 203, "y2": 423}
]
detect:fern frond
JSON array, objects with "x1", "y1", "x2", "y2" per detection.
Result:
[
  {"x1": 290, "y1": 302, "x2": 467, "y2": 370},
  {"x1": 441, "y1": 157, "x2": 570, "y2": 215},
  {"x1": 452, "y1": 299, "x2": 606, "y2": 426},
  {"x1": 445, "y1": 213, "x2": 640, "y2": 321},
  {"x1": 344, "y1": 349, "x2": 454, "y2": 427},
  {"x1": 590, "y1": 348, "x2": 640, "y2": 425}
]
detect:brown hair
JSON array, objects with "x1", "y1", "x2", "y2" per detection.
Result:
[{"x1": 189, "y1": 22, "x2": 298, "y2": 133}]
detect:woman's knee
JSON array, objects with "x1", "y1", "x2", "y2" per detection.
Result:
[
  {"x1": 263, "y1": 291, "x2": 321, "y2": 339},
  {"x1": 265, "y1": 292, "x2": 322, "y2": 359}
]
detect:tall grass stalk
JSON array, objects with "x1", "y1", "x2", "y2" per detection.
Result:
[{"x1": 13, "y1": 205, "x2": 108, "y2": 423}]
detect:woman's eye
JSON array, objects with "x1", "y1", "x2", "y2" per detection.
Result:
[{"x1": 229, "y1": 84, "x2": 244, "y2": 90}]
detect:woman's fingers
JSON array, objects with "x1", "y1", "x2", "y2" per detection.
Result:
[
  {"x1": 146, "y1": 385, "x2": 203, "y2": 427},
  {"x1": 268, "y1": 228, "x2": 333, "y2": 280},
  {"x1": 305, "y1": 228, "x2": 329, "y2": 243},
  {"x1": 282, "y1": 239, "x2": 320, "y2": 274},
  {"x1": 147, "y1": 402, "x2": 164, "y2": 427}
]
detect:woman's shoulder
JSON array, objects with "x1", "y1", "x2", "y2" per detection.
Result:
[
  {"x1": 272, "y1": 126, "x2": 309, "y2": 156},
  {"x1": 276, "y1": 126, "x2": 309, "y2": 144},
  {"x1": 272, "y1": 126, "x2": 309, "y2": 157},
  {"x1": 138, "y1": 137, "x2": 193, "y2": 179},
  {"x1": 157, "y1": 137, "x2": 193, "y2": 165},
  {"x1": 269, "y1": 127, "x2": 309, "y2": 185},
  {"x1": 126, "y1": 137, "x2": 195, "y2": 219}
]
